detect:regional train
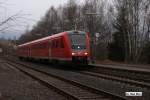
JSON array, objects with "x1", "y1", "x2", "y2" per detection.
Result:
[{"x1": 17, "y1": 30, "x2": 90, "y2": 65}]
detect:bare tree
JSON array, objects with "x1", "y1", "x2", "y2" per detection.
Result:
[
  {"x1": 0, "y1": 1, "x2": 35, "y2": 38},
  {"x1": 114, "y1": 0, "x2": 150, "y2": 63}
]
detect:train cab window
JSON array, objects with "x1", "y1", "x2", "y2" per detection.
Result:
[{"x1": 68, "y1": 32, "x2": 86, "y2": 50}]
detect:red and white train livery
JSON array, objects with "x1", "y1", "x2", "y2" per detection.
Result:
[{"x1": 17, "y1": 30, "x2": 90, "y2": 64}]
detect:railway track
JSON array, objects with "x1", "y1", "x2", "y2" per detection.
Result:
[
  {"x1": 77, "y1": 71, "x2": 150, "y2": 89},
  {"x1": 5, "y1": 59, "x2": 126, "y2": 100}
]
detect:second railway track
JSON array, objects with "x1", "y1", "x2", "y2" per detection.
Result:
[
  {"x1": 77, "y1": 71, "x2": 150, "y2": 89},
  {"x1": 88, "y1": 65, "x2": 150, "y2": 84}
]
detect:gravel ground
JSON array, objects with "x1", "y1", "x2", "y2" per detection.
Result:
[
  {"x1": 0, "y1": 59, "x2": 67, "y2": 100},
  {"x1": 24, "y1": 62, "x2": 150, "y2": 100}
]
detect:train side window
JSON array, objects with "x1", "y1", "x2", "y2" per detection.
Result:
[
  {"x1": 58, "y1": 39, "x2": 60, "y2": 48},
  {"x1": 41, "y1": 43, "x2": 45, "y2": 49},
  {"x1": 52, "y1": 40, "x2": 55, "y2": 48},
  {"x1": 43, "y1": 42, "x2": 47, "y2": 49},
  {"x1": 57, "y1": 39, "x2": 60, "y2": 48},
  {"x1": 49, "y1": 42, "x2": 52, "y2": 48},
  {"x1": 51, "y1": 42, "x2": 53, "y2": 48},
  {"x1": 55, "y1": 40, "x2": 58, "y2": 48},
  {"x1": 54, "y1": 40, "x2": 56, "y2": 48},
  {"x1": 60, "y1": 38, "x2": 64, "y2": 48}
]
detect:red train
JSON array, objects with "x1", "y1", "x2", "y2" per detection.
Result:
[{"x1": 17, "y1": 30, "x2": 90, "y2": 64}]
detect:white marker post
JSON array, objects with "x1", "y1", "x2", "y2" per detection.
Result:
[{"x1": 95, "y1": 33, "x2": 100, "y2": 45}]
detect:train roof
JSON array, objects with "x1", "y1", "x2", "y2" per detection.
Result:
[
  {"x1": 18, "y1": 31, "x2": 66, "y2": 47},
  {"x1": 18, "y1": 30, "x2": 87, "y2": 47}
]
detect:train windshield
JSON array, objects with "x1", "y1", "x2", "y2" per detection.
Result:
[{"x1": 69, "y1": 31, "x2": 86, "y2": 50}]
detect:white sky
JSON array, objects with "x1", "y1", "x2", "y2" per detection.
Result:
[
  {"x1": 5, "y1": 0, "x2": 68, "y2": 21},
  {"x1": 0, "y1": 0, "x2": 69, "y2": 39}
]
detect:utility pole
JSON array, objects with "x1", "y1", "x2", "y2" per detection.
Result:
[{"x1": 85, "y1": 11, "x2": 101, "y2": 63}]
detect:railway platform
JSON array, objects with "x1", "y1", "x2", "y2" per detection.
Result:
[{"x1": 90, "y1": 62, "x2": 150, "y2": 73}]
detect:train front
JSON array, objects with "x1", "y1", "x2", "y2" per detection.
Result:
[{"x1": 68, "y1": 31, "x2": 90, "y2": 64}]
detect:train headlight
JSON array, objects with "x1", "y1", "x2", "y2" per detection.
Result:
[
  {"x1": 84, "y1": 52, "x2": 88, "y2": 55},
  {"x1": 72, "y1": 52, "x2": 75, "y2": 56}
]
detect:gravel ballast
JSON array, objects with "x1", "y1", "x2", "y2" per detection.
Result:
[{"x1": 0, "y1": 59, "x2": 67, "y2": 100}]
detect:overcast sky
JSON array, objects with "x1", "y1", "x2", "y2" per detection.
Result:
[
  {"x1": 6, "y1": 0, "x2": 68, "y2": 21},
  {"x1": 0, "y1": 0, "x2": 70, "y2": 39}
]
